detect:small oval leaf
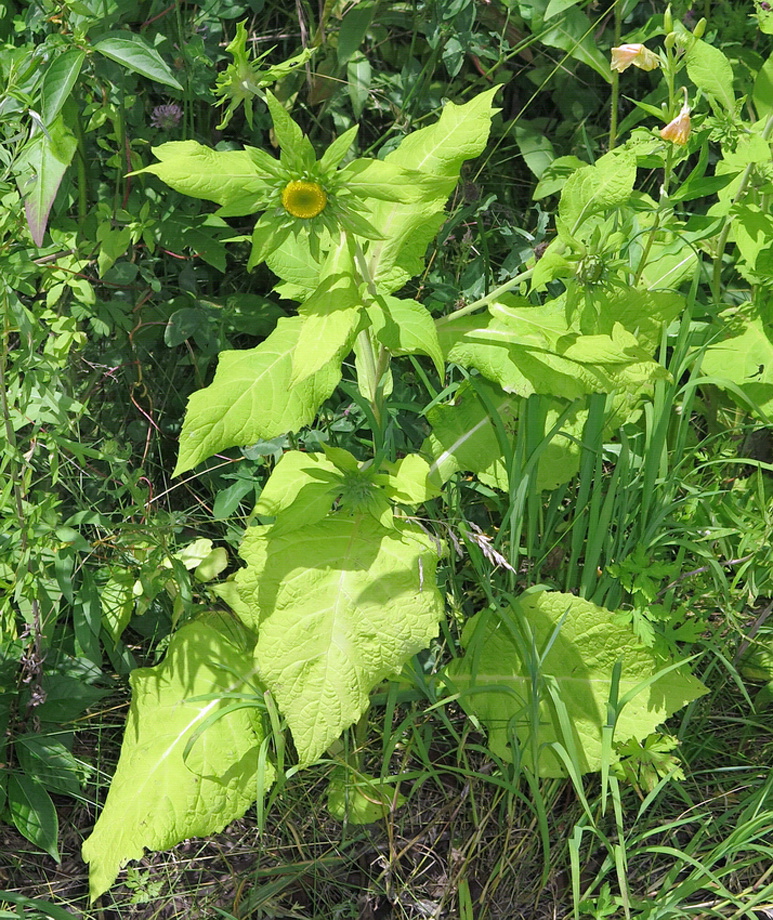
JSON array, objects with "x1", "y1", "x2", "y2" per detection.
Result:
[{"x1": 93, "y1": 33, "x2": 184, "y2": 90}]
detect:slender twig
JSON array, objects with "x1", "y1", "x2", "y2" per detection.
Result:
[
  {"x1": 734, "y1": 597, "x2": 773, "y2": 664},
  {"x1": 656, "y1": 553, "x2": 755, "y2": 600}
]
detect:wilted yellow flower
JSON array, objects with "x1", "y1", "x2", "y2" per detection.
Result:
[
  {"x1": 610, "y1": 43, "x2": 660, "y2": 73},
  {"x1": 660, "y1": 101, "x2": 691, "y2": 145}
]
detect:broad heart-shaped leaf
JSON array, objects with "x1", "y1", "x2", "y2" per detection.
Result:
[
  {"x1": 13, "y1": 117, "x2": 77, "y2": 246},
  {"x1": 135, "y1": 141, "x2": 269, "y2": 217},
  {"x1": 700, "y1": 313, "x2": 773, "y2": 417},
  {"x1": 424, "y1": 378, "x2": 586, "y2": 492},
  {"x1": 174, "y1": 316, "x2": 340, "y2": 475},
  {"x1": 82, "y1": 612, "x2": 269, "y2": 901},
  {"x1": 364, "y1": 87, "x2": 499, "y2": 292},
  {"x1": 437, "y1": 298, "x2": 665, "y2": 401},
  {"x1": 558, "y1": 149, "x2": 636, "y2": 239},
  {"x1": 445, "y1": 592, "x2": 707, "y2": 777},
  {"x1": 93, "y1": 32, "x2": 183, "y2": 90},
  {"x1": 236, "y1": 514, "x2": 444, "y2": 765}
]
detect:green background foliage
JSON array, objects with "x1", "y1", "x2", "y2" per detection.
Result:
[{"x1": 1, "y1": 2, "x2": 773, "y2": 918}]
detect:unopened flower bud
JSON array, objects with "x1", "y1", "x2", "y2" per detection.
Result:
[
  {"x1": 610, "y1": 43, "x2": 661, "y2": 73},
  {"x1": 663, "y1": 4, "x2": 673, "y2": 33},
  {"x1": 693, "y1": 17, "x2": 707, "y2": 39}
]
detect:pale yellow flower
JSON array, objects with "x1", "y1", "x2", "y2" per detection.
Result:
[
  {"x1": 610, "y1": 43, "x2": 660, "y2": 73},
  {"x1": 660, "y1": 102, "x2": 691, "y2": 145}
]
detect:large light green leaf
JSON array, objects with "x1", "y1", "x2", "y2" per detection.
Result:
[
  {"x1": 237, "y1": 514, "x2": 444, "y2": 764},
  {"x1": 174, "y1": 316, "x2": 340, "y2": 475},
  {"x1": 135, "y1": 141, "x2": 268, "y2": 217},
  {"x1": 254, "y1": 450, "x2": 342, "y2": 532},
  {"x1": 445, "y1": 592, "x2": 707, "y2": 777},
  {"x1": 728, "y1": 204, "x2": 773, "y2": 283},
  {"x1": 558, "y1": 149, "x2": 636, "y2": 239},
  {"x1": 14, "y1": 116, "x2": 77, "y2": 247},
  {"x1": 83, "y1": 613, "x2": 269, "y2": 900},
  {"x1": 327, "y1": 766, "x2": 405, "y2": 823},
  {"x1": 557, "y1": 287, "x2": 684, "y2": 352},
  {"x1": 367, "y1": 295, "x2": 444, "y2": 375},
  {"x1": 364, "y1": 88, "x2": 500, "y2": 290},
  {"x1": 700, "y1": 314, "x2": 773, "y2": 417},
  {"x1": 686, "y1": 38, "x2": 735, "y2": 113},
  {"x1": 425, "y1": 378, "x2": 586, "y2": 492},
  {"x1": 381, "y1": 454, "x2": 441, "y2": 504},
  {"x1": 292, "y1": 237, "x2": 363, "y2": 385},
  {"x1": 437, "y1": 298, "x2": 663, "y2": 400},
  {"x1": 753, "y1": 52, "x2": 773, "y2": 119}
]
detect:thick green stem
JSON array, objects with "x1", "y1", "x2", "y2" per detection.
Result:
[
  {"x1": 350, "y1": 235, "x2": 387, "y2": 429},
  {"x1": 608, "y1": 0, "x2": 622, "y2": 150},
  {"x1": 435, "y1": 266, "x2": 534, "y2": 327},
  {"x1": 632, "y1": 145, "x2": 673, "y2": 288}
]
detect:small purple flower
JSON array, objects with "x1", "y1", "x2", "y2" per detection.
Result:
[{"x1": 151, "y1": 103, "x2": 183, "y2": 130}]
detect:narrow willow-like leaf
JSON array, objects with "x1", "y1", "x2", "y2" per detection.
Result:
[{"x1": 14, "y1": 117, "x2": 77, "y2": 246}]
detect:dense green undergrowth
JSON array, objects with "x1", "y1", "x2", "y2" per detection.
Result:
[{"x1": 2, "y1": 1, "x2": 773, "y2": 918}]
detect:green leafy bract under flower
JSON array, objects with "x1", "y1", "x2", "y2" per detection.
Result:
[{"x1": 133, "y1": 91, "x2": 432, "y2": 271}]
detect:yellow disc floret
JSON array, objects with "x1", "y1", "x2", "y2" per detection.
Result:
[{"x1": 281, "y1": 180, "x2": 328, "y2": 219}]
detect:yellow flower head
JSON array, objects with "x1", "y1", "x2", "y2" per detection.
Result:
[
  {"x1": 660, "y1": 101, "x2": 691, "y2": 146},
  {"x1": 281, "y1": 180, "x2": 328, "y2": 219},
  {"x1": 611, "y1": 43, "x2": 660, "y2": 73}
]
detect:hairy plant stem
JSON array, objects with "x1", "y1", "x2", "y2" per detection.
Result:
[
  {"x1": 711, "y1": 111, "x2": 773, "y2": 303},
  {"x1": 351, "y1": 235, "x2": 388, "y2": 430},
  {"x1": 632, "y1": 146, "x2": 674, "y2": 288},
  {"x1": 435, "y1": 265, "x2": 534, "y2": 326},
  {"x1": 608, "y1": 0, "x2": 622, "y2": 150}
]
